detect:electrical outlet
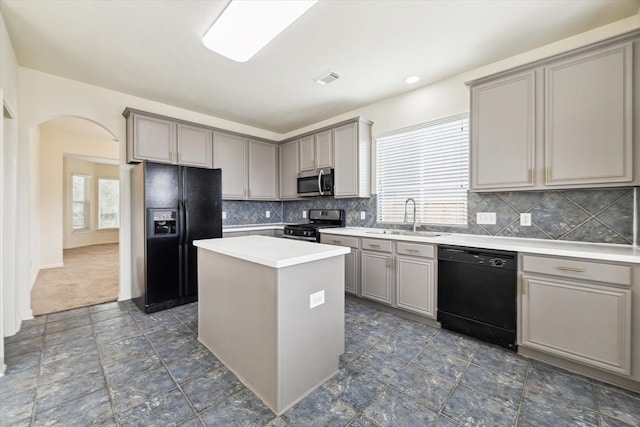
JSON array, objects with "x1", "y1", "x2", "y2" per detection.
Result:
[
  {"x1": 520, "y1": 213, "x2": 532, "y2": 226},
  {"x1": 309, "y1": 290, "x2": 325, "y2": 309},
  {"x1": 302, "y1": 210, "x2": 307, "y2": 218},
  {"x1": 222, "y1": 211, "x2": 227, "y2": 219},
  {"x1": 476, "y1": 212, "x2": 496, "y2": 225},
  {"x1": 360, "y1": 211, "x2": 366, "y2": 220},
  {"x1": 266, "y1": 211, "x2": 270, "y2": 218}
]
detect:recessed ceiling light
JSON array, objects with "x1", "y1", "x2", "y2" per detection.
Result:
[
  {"x1": 202, "y1": 0, "x2": 318, "y2": 62},
  {"x1": 405, "y1": 76, "x2": 420, "y2": 84}
]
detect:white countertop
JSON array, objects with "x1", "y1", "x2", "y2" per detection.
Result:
[
  {"x1": 320, "y1": 227, "x2": 640, "y2": 264},
  {"x1": 194, "y1": 235, "x2": 350, "y2": 268},
  {"x1": 223, "y1": 224, "x2": 286, "y2": 232}
]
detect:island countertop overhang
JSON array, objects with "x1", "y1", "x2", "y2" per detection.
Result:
[{"x1": 193, "y1": 235, "x2": 350, "y2": 269}]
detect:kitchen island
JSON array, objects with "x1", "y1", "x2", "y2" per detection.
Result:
[{"x1": 193, "y1": 235, "x2": 350, "y2": 415}]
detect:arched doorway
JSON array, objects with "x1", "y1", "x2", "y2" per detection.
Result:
[{"x1": 31, "y1": 117, "x2": 120, "y2": 315}]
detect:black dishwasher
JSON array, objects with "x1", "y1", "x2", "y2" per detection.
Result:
[{"x1": 437, "y1": 245, "x2": 517, "y2": 350}]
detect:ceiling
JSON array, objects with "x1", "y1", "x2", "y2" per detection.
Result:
[{"x1": 2, "y1": 0, "x2": 639, "y2": 134}]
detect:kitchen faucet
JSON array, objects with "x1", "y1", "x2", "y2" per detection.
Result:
[{"x1": 404, "y1": 198, "x2": 417, "y2": 232}]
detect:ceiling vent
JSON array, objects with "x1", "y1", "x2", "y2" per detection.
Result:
[{"x1": 314, "y1": 71, "x2": 340, "y2": 86}]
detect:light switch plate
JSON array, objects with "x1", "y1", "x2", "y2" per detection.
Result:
[
  {"x1": 476, "y1": 212, "x2": 496, "y2": 225},
  {"x1": 360, "y1": 211, "x2": 366, "y2": 220},
  {"x1": 310, "y1": 290, "x2": 325, "y2": 309},
  {"x1": 222, "y1": 211, "x2": 227, "y2": 219},
  {"x1": 266, "y1": 211, "x2": 270, "y2": 218},
  {"x1": 520, "y1": 213, "x2": 532, "y2": 226},
  {"x1": 302, "y1": 211, "x2": 307, "y2": 218}
]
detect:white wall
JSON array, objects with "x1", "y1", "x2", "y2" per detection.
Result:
[
  {"x1": 62, "y1": 159, "x2": 119, "y2": 249},
  {"x1": 38, "y1": 122, "x2": 119, "y2": 266}
]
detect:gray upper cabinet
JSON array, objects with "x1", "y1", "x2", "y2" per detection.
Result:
[
  {"x1": 299, "y1": 130, "x2": 333, "y2": 171},
  {"x1": 213, "y1": 132, "x2": 248, "y2": 199},
  {"x1": 544, "y1": 42, "x2": 633, "y2": 186},
  {"x1": 248, "y1": 140, "x2": 278, "y2": 200},
  {"x1": 470, "y1": 71, "x2": 536, "y2": 190},
  {"x1": 279, "y1": 139, "x2": 299, "y2": 200},
  {"x1": 127, "y1": 112, "x2": 176, "y2": 164},
  {"x1": 469, "y1": 31, "x2": 640, "y2": 192},
  {"x1": 333, "y1": 119, "x2": 372, "y2": 198},
  {"x1": 176, "y1": 123, "x2": 213, "y2": 168}
]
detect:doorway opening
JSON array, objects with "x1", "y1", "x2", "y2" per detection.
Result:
[{"x1": 31, "y1": 117, "x2": 120, "y2": 316}]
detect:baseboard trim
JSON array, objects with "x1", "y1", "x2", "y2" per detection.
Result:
[{"x1": 40, "y1": 263, "x2": 64, "y2": 269}]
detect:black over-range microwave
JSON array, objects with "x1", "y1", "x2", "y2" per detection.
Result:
[{"x1": 297, "y1": 168, "x2": 334, "y2": 197}]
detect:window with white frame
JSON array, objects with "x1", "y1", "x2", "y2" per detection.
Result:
[
  {"x1": 72, "y1": 174, "x2": 90, "y2": 230},
  {"x1": 376, "y1": 113, "x2": 469, "y2": 226},
  {"x1": 98, "y1": 178, "x2": 120, "y2": 229}
]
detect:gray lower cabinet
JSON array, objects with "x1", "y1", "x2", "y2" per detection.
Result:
[
  {"x1": 321, "y1": 235, "x2": 359, "y2": 295},
  {"x1": 469, "y1": 31, "x2": 640, "y2": 191},
  {"x1": 395, "y1": 242, "x2": 436, "y2": 318},
  {"x1": 520, "y1": 254, "x2": 632, "y2": 376},
  {"x1": 361, "y1": 250, "x2": 393, "y2": 304}
]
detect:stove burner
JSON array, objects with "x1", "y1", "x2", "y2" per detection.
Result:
[{"x1": 283, "y1": 209, "x2": 345, "y2": 242}]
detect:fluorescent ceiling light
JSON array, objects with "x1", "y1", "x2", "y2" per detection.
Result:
[
  {"x1": 405, "y1": 76, "x2": 420, "y2": 84},
  {"x1": 202, "y1": 0, "x2": 318, "y2": 62}
]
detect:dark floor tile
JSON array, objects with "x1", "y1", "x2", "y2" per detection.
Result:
[
  {"x1": 373, "y1": 333, "x2": 425, "y2": 361},
  {"x1": 33, "y1": 387, "x2": 113, "y2": 426},
  {"x1": 519, "y1": 386, "x2": 599, "y2": 426},
  {"x1": 5, "y1": 350, "x2": 42, "y2": 375},
  {"x1": 428, "y1": 331, "x2": 479, "y2": 361},
  {"x1": 90, "y1": 306, "x2": 130, "y2": 323},
  {"x1": 44, "y1": 324, "x2": 94, "y2": 347},
  {"x1": 282, "y1": 387, "x2": 356, "y2": 427},
  {"x1": 20, "y1": 315, "x2": 48, "y2": 329},
  {"x1": 390, "y1": 363, "x2": 454, "y2": 412},
  {"x1": 89, "y1": 301, "x2": 125, "y2": 313},
  {"x1": 92, "y1": 314, "x2": 138, "y2": 334},
  {"x1": 154, "y1": 336, "x2": 208, "y2": 362},
  {"x1": 103, "y1": 349, "x2": 163, "y2": 386},
  {"x1": 595, "y1": 383, "x2": 640, "y2": 426},
  {"x1": 116, "y1": 388, "x2": 196, "y2": 427},
  {"x1": 146, "y1": 323, "x2": 195, "y2": 346},
  {"x1": 0, "y1": 365, "x2": 38, "y2": 397},
  {"x1": 600, "y1": 413, "x2": 637, "y2": 427},
  {"x1": 363, "y1": 386, "x2": 437, "y2": 426},
  {"x1": 180, "y1": 417, "x2": 205, "y2": 427},
  {"x1": 41, "y1": 335, "x2": 98, "y2": 365},
  {"x1": 0, "y1": 389, "x2": 35, "y2": 426},
  {"x1": 99, "y1": 335, "x2": 154, "y2": 365},
  {"x1": 109, "y1": 366, "x2": 177, "y2": 413},
  {"x1": 46, "y1": 306, "x2": 90, "y2": 323},
  {"x1": 4, "y1": 324, "x2": 45, "y2": 345},
  {"x1": 347, "y1": 415, "x2": 378, "y2": 427},
  {"x1": 412, "y1": 346, "x2": 468, "y2": 383},
  {"x1": 95, "y1": 323, "x2": 142, "y2": 346},
  {"x1": 459, "y1": 363, "x2": 524, "y2": 409},
  {"x1": 342, "y1": 328, "x2": 379, "y2": 363},
  {"x1": 433, "y1": 414, "x2": 462, "y2": 427},
  {"x1": 443, "y1": 385, "x2": 517, "y2": 426},
  {"x1": 4, "y1": 335, "x2": 44, "y2": 358},
  {"x1": 323, "y1": 365, "x2": 386, "y2": 410},
  {"x1": 35, "y1": 370, "x2": 106, "y2": 413},
  {"x1": 264, "y1": 417, "x2": 289, "y2": 427},
  {"x1": 164, "y1": 347, "x2": 222, "y2": 384},
  {"x1": 472, "y1": 344, "x2": 529, "y2": 380},
  {"x1": 39, "y1": 350, "x2": 102, "y2": 386},
  {"x1": 45, "y1": 315, "x2": 90, "y2": 335},
  {"x1": 181, "y1": 367, "x2": 244, "y2": 413},
  {"x1": 200, "y1": 388, "x2": 276, "y2": 426},
  {"x1": 134, "y1": 311, "x2": 184, "y2": 332},
  {"x1": 526, "y1": 364, "x2": 596, "y2": 409},
  {"x1": 351, "y1": 348, "x2": 407, "y2": 383},
  {"x1": 392, "y1": 319, "x2": 439, "y2": 344}
]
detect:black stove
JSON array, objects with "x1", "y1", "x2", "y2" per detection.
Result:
[{"x1": 284, "y1": 209, "x2": 345, "y2": 242}]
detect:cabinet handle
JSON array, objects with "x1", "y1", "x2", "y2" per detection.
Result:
[
  {"x1": 406, "y1": 249, "x2": 420, "y2": 253},
  {"x1": 545, "y1": 167, "x2": 549, "y2": 183},
  {"x1": 369, "y1": 244, "x2": 381, "y2": 248},
  {"x1": 395, "y1": 257, "x2": 398, "y2": 269},
  {"x1": 557, "y1": 266, "x2": 585, "y2": 273},
  {"x1": 386, "y1": 258, "x2": 390, "y2": 268},
  {"x1": 530, "y1": 168, "x2": 534, "y2": 183},
  {"x1": 177, "y1": 153, "x2": 181, "y2": 163},
  {"x1": 169, "y1": 151, "x2": 173, "y2": 161},
  {"x1": 332, "y1": 240, "x2": 342, "y2": 244}
]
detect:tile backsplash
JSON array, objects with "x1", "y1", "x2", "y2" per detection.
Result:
[{"x1": 224, "y1": 187, "x2": 635, "y2": 245}]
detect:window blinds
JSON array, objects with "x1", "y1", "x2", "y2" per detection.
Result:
[{"x1": 376, "y1": 113, "x2": 469, "y2": 225}]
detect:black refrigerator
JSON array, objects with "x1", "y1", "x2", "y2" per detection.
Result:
[{"x1": 131, "y1": 161, "x2": 222, "y2": 313}]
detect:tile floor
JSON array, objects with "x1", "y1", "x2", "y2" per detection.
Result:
[{"x1": 2, "y1": 296, "x2": 640, "y2": 426}]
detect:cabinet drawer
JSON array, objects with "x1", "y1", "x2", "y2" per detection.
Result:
[
  {"x1": 321, "y1": 235, "x2": 359, "y2": 248},
  {"x1": 521, "y1": 254, "x2": 631, "y2": 286},
  {"x1": 396, "y1": 242, "x2": 435, "y2": 259},
  {"x1": 361, "y1": 238, "x2": 392, "y2": 253}
]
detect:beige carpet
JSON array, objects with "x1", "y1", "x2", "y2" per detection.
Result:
[{"x1": 31, "y1": 243, "x2": 119, "y2": 316}]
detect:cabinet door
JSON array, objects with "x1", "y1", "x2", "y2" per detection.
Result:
[
  {"x1": 470, "y1": 71, "x2": 536, "y2": 190},
  {"x1": 345, "y1": 249, "x2": 359, "y2": 295},
  {"x1": 248, "y1": 140, "x2": 278, "y2": 200},
  {"x1": 177, "y1": 124, "x2": 212, "y2": 168},
  {"x1": 396, "y1": 256, "x2": 435, "y2": 318},
  {"x1": 279, "y1": 140, "x2": 299, "y2": 199},
  {"x1": 333, "y1": 123, "x2": 358, "y2": 198},
  {"x1": 299, "y1": 136, "x2": 315, "y2": 171},
  {"x1": 544, "y1": 43, "x2": 633, "y2": 186},
  {"x1": 213, "y1": 132, "x2": 247, "y2": 199},
  {"x1": 361, "y1": 251, "x2": 392, "y2": 304},
  {"x1": 521, "y1": 276, "x2": 631, "y2": 375},
  {"x1": 132, "y1": 114, "x2": 176, "y2": 163},
  {"x1": 315, "y1": 130, "x2": 333, "y2": 169}
]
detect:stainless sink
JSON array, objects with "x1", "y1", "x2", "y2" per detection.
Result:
[{"x1": 365, "y1": 230, "x2": 446, "y2": 238}]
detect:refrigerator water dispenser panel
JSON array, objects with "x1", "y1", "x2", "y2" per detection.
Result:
[{"x1": 150, "y1": 209, "x2": 177, "y2": 236}]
